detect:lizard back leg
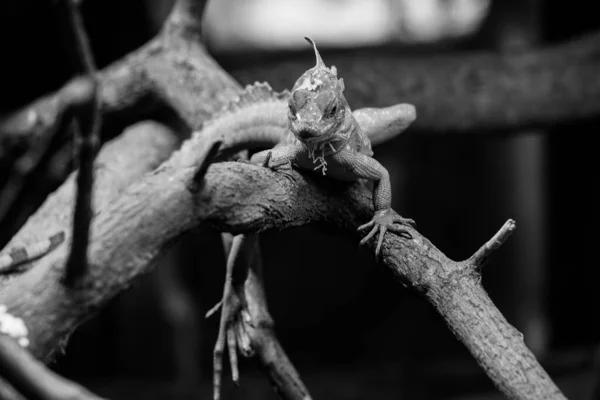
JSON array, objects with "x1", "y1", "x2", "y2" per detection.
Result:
[{"x1": 207, "y1": 233, "x2": 257, "y2": 400}]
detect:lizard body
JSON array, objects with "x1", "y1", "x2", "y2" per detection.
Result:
[
  {"x1": 209, "y1": 37, "x2": 416, "y2": 400},
  {"x1": 250, "y1": 37, "x2": 416, "y2": 253},
  {"x1": 0, "y1": 232, "x2": 65, "y2": 273},
  {"x1": 205, "y1": 81, "x2": 415, "y2": 161}
]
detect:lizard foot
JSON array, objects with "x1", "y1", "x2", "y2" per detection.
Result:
[
  {"x1": 358, "y1": 209, "x2": 415, "y2": 256},
  {"x1": 253, "y1": 151, "x2": 296, "y2": 183},
  {"x1": 206, "y1": 286, "x2": 254, "y2": 400}
]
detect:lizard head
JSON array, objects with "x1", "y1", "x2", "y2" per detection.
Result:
[{"x1": 288, "y1": 37, "x2": 350, "y2": 145}]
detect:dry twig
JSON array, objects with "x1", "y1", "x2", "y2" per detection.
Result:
[{"x1": 62, "y1": 0, "x2": 102, "y2": 286}]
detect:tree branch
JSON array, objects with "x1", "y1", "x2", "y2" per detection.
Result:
[
  {"x1": 0, "y1": 121, "x2": 179, "y2": 360},
  {"x1": 0, "y1": 335, "x2": 104, "y2": 400},
  {"x1": 227, "y1": 31, "x2": 600, "y2": 133},
  {"x1": 0, "y1": 116, "x2": 566, "y2": 398}
]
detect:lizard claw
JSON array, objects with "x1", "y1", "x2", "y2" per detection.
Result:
[
  {"x1": 254, "y1": 151, "x2": 296, "y2": 184},
  {"x1": 358, "y1": 209, "x2": 414, "y2": 256}
]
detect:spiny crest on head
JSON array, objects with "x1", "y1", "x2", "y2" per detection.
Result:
[
  {"x1": 305, "y1": 37, "x2": 326, "y2": 70},
  {"x1": 304, "y1": 36, "x2": 338, "y2": 77},
  {"x1": 293, "y1": 37, "x2": 344, "y2": 94}
]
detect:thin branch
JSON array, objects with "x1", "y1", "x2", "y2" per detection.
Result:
[
  {"x1": 193, "y1": 139, "x2": 222, "y2": 184},
  {"x1": 242, "y1": 257, "x2": 312, "y2": 400},
  {"x1": 0, "y1": 335, "x2": 104, "y2": 400},
  {"x1": 468, "y1": 218, "x2": 517, "y2": 269},
  {"x1": 211, "y1": 233, "x2": 311, "y2": 400},
  {"x1": 63, "y1": 0, "x2": 102, "y2": 286},
  {"x1": 164, "y1": 0, "x2": 210, "y2": 39}
]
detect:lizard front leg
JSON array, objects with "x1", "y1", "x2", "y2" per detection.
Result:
[
  {"x1": 250, "y1": 143, "x2": 305, "y2": 171},
  {"x1": 332, "y1": 151, "x2": 414, "y2": 256}
]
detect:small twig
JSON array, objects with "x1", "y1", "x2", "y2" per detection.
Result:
[
  {"x1": 63, "y1": 0, "x2": 102, "y2": 286},
  {"x1": 193, "y1": 139, "x2": 222, "y2": 184},
  {"x1": 0, "y1": 334, "x2": 104, "y2": 400},
  {"x1": 164, "y1": 0, "x2": 209, "y2": 38},
  {"x1": 468, "y1": 219, "x2": 516, "y2": 269}
]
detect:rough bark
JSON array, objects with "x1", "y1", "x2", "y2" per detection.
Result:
[
  {"x1": 0, "y1": 121, "x2": 179, "y2": 360},
  {"x1": 1, "y1": 118, "x2": 566, "y2": 398}
]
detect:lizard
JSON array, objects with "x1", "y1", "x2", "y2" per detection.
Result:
[
  {"x1": 203, "y1": 37, "x2": 416, "y2": 400},
  {"x1": 0, "y1": 232, "x2": 66, "y2": 274}
]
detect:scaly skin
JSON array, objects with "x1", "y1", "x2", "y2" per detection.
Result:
[
  {"x1": 210, "y1": 37, "x2": 416, "y2": 400},
  {"x1": 251, "y1": 37, "x2": 415, "y2": 256}
]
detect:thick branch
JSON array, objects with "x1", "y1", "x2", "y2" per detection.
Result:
[
  {"x1": 0, "y1": 116, "x2": 565, "y2": 399},
  {"x1": 0, "y1": 121, "x2": 179, "y2": 359},
  {"x1": 228, "y1": 31, "x2": 600, "y2": 133}
]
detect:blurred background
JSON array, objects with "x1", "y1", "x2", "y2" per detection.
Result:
[{"x1": 0, "y1": 0, "x2": 599, "y2": 399}]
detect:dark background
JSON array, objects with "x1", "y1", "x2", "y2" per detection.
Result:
[{"x1": 0, "y1": 0, "x2": 598, "y2": 399}]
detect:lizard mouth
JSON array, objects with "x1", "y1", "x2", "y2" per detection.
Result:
[{"x1": 295, "y1": 128, "x2": 319, "y2": 140}]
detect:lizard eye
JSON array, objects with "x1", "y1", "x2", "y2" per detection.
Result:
[
  {"x1": 288, "y1": 102, "x2": 297, "y2": 118},
  {"x1": 326, "y1": 103, "x2": 338, "y2": 118}
]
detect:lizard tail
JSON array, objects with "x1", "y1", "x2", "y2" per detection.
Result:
[
  {"x1": 195, "y1": 82, "x2": 292, "y2": 158},
  {"x1": 353, "y1": 103, "x2": 416, "y2": 146}
]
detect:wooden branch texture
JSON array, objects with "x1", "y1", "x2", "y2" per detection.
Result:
[
  {"x1": 0, "y1": 122, "x2": 179, "y2": 360},
  {"x1": 0, "y1": 2, "x2": 573, "y2": 400}
]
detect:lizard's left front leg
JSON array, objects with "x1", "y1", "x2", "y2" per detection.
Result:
[{"x1": 332, "y1": 151, "x2": 414, "y2": 256}]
